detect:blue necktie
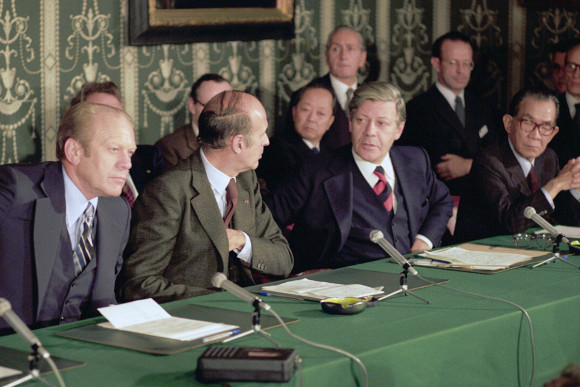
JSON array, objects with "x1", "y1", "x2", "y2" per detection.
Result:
[{"x1": 73, "y1": 203, "x2": 95, "y2": 275}]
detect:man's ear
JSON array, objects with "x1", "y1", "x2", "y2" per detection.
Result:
[
  {"x1": 230, "y1": 134, "x2": 245, "y2": 154},
  {"x1": 503, "y1": 114, "x2": 513, "y2": 135},
  {"x1": 64, "y1": 138, "x2": 83, "y2": 166},
  {"x1": 187, "y1": 97, "x2": 195, "y2": 116},
  {"x1": 431, "y1": 57, "x2": 441, "y2": 72}
]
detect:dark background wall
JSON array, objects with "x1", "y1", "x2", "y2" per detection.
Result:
[{"x1": 0, "y1": 0, "x2": 578, "y2": 164}]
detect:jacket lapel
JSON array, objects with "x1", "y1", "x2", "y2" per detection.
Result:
[
  {"x1": 325, "y1": 149, "x2": 355, "y2": 248},
  {"x1": 34, "y1": 163, "x2": 66, "y2": 318}
]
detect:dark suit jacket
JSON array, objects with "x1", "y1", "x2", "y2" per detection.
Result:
[
  {"x1": 155, "y1": 124, "x2": 200, "y2": 169},
  {"x1": 130, "y1": 145, "x2": 164, "y2": 193},
  {"x1": 265, "y1": 145, "x2": 453, "y2": 273},
  {"x1": 454, "y1": 141, "x2": 557, "y2": 243},
  {"x1": 257, "y1": 128, "x2": 324, "y2": 191},
  {"x1": 117, "y1": 150, "x2": 293, "y2": 304},
  {"x1": 550, "y1": 93, "x2": 580, "y2": 167},
  {"x1": 400, "y1": 84, "x2": 501, "y2": 195},
  {"x1": 0, "y1": 162, "x2": 130, "y2": 329}
]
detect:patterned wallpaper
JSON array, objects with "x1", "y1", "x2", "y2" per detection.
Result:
[{"x1": 1, "y1": 0, "x2": 579, "y2": 164}]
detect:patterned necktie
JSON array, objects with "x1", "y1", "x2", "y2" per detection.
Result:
[
  {"x1": 223, "y1": 178, "x2": 238, "y2": 227},
  {"x1": 574, "y1": 103, "x2": 580, "y2": 126},
  {"x1": 73, "y1": 203, "x2": 95, "y2": 276},
  {"x1": 122, "y1": 183, "x2": 135, "y2": 207},
  {"x1": 373, "y1": 166, "x2": 393, "y2": 212},
  {"x1": 528, "y1": 165, "x2": 538, "y2": 193},
  {"x1": 346, "y1": 88, "x2": 354, "y2": 115},
  {"x1": 312, "y1": 147, "x2": 320, "y2": 154},
  {"x1": 455, "y1": 95, "x2": 465, "y2": 127}
]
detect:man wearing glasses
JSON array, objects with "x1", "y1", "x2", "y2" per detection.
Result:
[
  {"x1": 549, "y1": 40, "x2": 580, "y2": 169},
  {"x1": 454, "y1": 88, "x2": 580, "y2": 243},
  {"x1": 399, "y1": 31, "x2": 501, "y2": 199}
]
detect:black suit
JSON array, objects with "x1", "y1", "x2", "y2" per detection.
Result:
[
  {"x1": 400, "y1": 85, "x2": 501, "y2": 195},
  {"x1": 265, "y1": 145, "x2": 453, "y2": 273},
  {"x1": 130, "y1": 145, "x2": 164, "y2": 193},
  {"x1": 550, "y1": 93, "x2": 580, "y2": 167},
  {"x1": 454, "y1": 141, "x2": 557, "y2": 243}
]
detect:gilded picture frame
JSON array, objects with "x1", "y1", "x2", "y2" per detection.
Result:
[{"x1": 129, "y1": 0, "x2": 295, "y2": 45}]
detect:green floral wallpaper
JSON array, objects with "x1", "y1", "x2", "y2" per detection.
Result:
[{"x1": 0, "y1": 0, "x2": 579, "y2": 164}]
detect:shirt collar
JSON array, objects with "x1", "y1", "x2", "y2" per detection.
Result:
[
  {"x1": 63, "y1": 165, "x2": 98, "y2": 229},
  {"x1": 565, "y1": 92, "x2": 580, "y2": 119},
  {"x1": 352, "y1": 148, "x2": 395, "y2": 188},
  {"x1": 302, "y1": 138, "x2": 317, "y2": 150},
  {"x1": 330, "y1": 74, "x2": 357, "y2": 110},
  {"x1": 200, "y1": 148, "x2": 235, "y2": 196},
  {"x1": 435, "y1": 81, "x2": 465, "y2": 110},
  {"x1": 508, "y1": 138, "x2": 534, "y2": 176}
]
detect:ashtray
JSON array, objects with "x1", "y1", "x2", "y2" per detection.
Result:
[
  {"x1": 320, "y1": 297, "x2": 367, "y2": 315},
  {"x1": 569, "y1": 240, "x2": 580, "y2": 255}
]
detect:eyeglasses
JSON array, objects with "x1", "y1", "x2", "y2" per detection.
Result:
[
  {"x1": 514, "y1": 117, "x2": 556, "y2": 136},
  {"x1": 513, "y1": 233, "x2": 554, "y2": 250},
  {"x1": 196, "y1": 100, "x2": 207, "y2": 108},
  {"x1": 441, "y1": 59, "x2": 474, "y2": 71},
  {"x1": 564, "y1": 62, "x2": 580, "y2": 74}
]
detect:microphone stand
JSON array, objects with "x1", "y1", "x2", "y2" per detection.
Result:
[
  {"x1": 3, "y1": 344, "x2": 52, "y2": 387},
  {"x1": 532, "y1": 234, "x2": 580, "y2": 269},
  {"x1": 223, "y1": 299, "x2": 281, "y2": 348},
  {"x1": 398, "y1": 268, "x2": 430, "y2": 305}
]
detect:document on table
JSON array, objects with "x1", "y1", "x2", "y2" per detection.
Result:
[
  {"x1": 534, "y1": 225, "x2": 580, "y2": 239},
  {"x1": 418, "y1": 246, "x2": 533, "y2": 270},
  {"x1": 0, "y1": 365, "x2": 22, "y2": 379},
  {"x1": 261, "y1": 278, "x2": 383, "y2": 300},
  {"x1": 98, "y1": 299, "x2": 238, "y2": 341}
]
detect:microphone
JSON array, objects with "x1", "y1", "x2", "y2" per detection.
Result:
[
  {"x1": 369, "y1": 230, "x2": 418, "y2": 276},
  {"x1": 211, "y1": 272, "x2": 271, "y2": 311},
  {"x1": 0, "y1": 298, "x2": 49, "y2": 358},
  {"x1": 523, "y1": 206, "x2": 570, "y2": 244}
]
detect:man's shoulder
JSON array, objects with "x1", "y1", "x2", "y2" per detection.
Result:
[
  {"x1": 0, "y1": 161, "x2": 60, "y2": 185},
  {"x1": 155, "y1": 124, "x2": 190, "y2": 146},
  {"x1": 406, "y1": 85, "x2": 438, "y2": 106}
]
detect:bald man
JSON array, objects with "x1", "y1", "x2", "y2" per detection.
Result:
[{"x1": 118, "y1": 91, "x2": 293, "y2": 303}]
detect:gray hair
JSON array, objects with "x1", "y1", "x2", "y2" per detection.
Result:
[{"x1": 348, "y1": 82, "x2": 406, "y2": 124}]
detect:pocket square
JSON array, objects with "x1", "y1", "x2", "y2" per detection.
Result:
[{"x1": 479, "y1": 125, "x2": 489, "y2": 138}]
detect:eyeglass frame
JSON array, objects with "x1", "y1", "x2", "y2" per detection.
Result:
[
  {"x1": 512, "y1": 116, "x2": 557, "y2": 136},
  {"x1": 512, "y1": 233, "x2": 554, "y2": 250},
  {"x1": 441, "y1": 59, "x2": 474, "y2": 71},
  {"x1": 564, "y1": 62, "x2": 580, "y2": 74}
]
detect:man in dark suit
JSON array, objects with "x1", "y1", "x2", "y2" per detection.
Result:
[
  {"x1": 0, "y1": 102, "x2": 135, "y2": 333},
  {"x1": 71, "y1": 81, "x2": 164, "y2": 198},
  {"x1": 155, "y1": 74, "x2": 232, "y2": 169},
  {"x1": 265, "y1": 82, "x2": 453, "y2": 274},
  {"x1": 288, "y1": 25, "x2": 366, "y2": 151},
  {"x1": 455, "y1": 89, "x2": 580, "y2": 243},
  {"x1": 118, "y1": 91, "x2": 293, "y2": 303},
  {"x1": 550, "y1": 41, "x2": 580, "y2": 168},
  {"x1": 399, "y1": 31, "x2": 500, "y2": 198},
  {"x1": 258, "y1": 84, "x2": 334, "y2": 191}
]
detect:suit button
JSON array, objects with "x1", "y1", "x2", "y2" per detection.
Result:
[
  {"x1": 395, "y1": 238, "x2": 399, "y2": 243},
  {"x1": 71, "y1": 282, "x2": 76, "y2": 288},
  {"x1": 60, "y1": 316, "x2": 65, "y2": 321}
]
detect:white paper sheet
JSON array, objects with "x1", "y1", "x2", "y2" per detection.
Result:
[
  {"x1": 421, "y1": 247, "x2": 532, "y2": 270},
  {"x1": 0, "y1": 365, "x2": 22, "y2": 378},
  {"x1": 262, "y1": 278, "x2": 382, "y2": 299}
]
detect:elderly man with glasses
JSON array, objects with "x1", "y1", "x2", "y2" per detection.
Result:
[{"x1": 454, "y1": 88, "x2": 580, "y2": 243}]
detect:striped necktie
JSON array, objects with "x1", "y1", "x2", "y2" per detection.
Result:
[
  {"x1": 373, "y1": 166, "x2": 393, "y2": 212},
  {"x1": 73, "y1": 203, "x2": 95, "y2": 275}
]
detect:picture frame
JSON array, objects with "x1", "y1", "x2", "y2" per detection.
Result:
[{"x1": 129, "y1": 0, "x2": 295, "y2": 45}]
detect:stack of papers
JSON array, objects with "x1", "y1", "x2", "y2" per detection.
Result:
[
  {"x1": 534, "y1": 225, "x2": 580, "y2": 239},
  {"x1": 98, "y1": 299, "x2": 238, "y2": 341},
  {"x1": 261, "y1": 278, "x2": 383, "y2": 300},
  {"x1": 416, "y1": 247, "x2": 533, "y2": 271}
]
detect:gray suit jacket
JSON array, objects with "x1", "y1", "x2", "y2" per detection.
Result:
[
  {"x1": 0, "y1": 162, "x2": 130, "y2": 329},
  {"x1": 118, "y1": 149, "x2": 293, "y2": 303}
]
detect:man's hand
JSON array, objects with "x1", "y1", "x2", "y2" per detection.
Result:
[
  {"x1": 226, "y1": 228, "x2": 246, "y2": 251},
  {"x1": 544, "y1": 157, "x2": 580, "y2": 198},
  {"x1": 410, "y1": 238, "x2": 431, "y2": 253},
  {"x1": 435, "y1": 154, "x2": 473, "y2": 181}
]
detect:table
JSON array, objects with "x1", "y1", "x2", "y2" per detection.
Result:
[{"x1": 0, "y1": 235, "x2": 578, "y2": 386}]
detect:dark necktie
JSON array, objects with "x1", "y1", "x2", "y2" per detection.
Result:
[
  {"x1": 574, "y1": 103, "x2": 580, "y2": 126},
  {"x1": 312, "y1": 147, "x2": 320, "y2": 154},
  {"x1": 122, "y1": 183, "x2": 135, "y2": 207},
  {"x1": 373, "y1": 166, "x2": 393, "y2": 212},
  {"x1": 528, "y1": 166, "x2": 538, "y2": 193},
  {"x1": 223, "y1": 178, "x2": 238, "y2": 227},
  {"x1": 346, "y1": 88, "x2": 354, "y2": 116},
  {"x1": 73, "y1": 203, "x2": 95, "y2": 276},
  {"x1": 455, "y1": 96, "x2": 465, "y2": 127}
]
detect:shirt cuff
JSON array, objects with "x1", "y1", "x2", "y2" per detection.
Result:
[
  {"x1": 234, "y1": 231, "x2": 253, "y2": 264},
  {"x1": 415, "y1": 234, "x2": 433, "y2": 249},
  {"x1": 540, "y1": 188, "x2": 556, "y2": 209}
]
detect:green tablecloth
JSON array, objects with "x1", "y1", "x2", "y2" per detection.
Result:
[{"x1": 0, "y1": 236, "x2": 578, "y2": 386}]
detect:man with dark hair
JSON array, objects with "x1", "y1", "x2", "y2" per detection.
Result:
[
  {"x1": 71, "y1": 81, "x2": 164, "y2": 198},
  {"x1": 0, "y1": 102, "x2": 135, "y2": 334},
  {"x1": 118, "y1": 90, "x2": 293, "y2": 303},
  {"x1": 265, "y1": 82, "x2": 452, "y2": 274},
  {"x1": 399, "y1": 31, "x2": 500, "y2": 198},
  {"x1": 155, "y1": 73, "x2": 232, "y2": 168},
  {"x1": 551, "y1": 41, "x2": 570, "y2": 95},
  {"x1": 258, "y1": 84, "x2": 335, "y2": 191},
  {"x1": 289, "y1": 25, "x2": 366, "y2": 151},
  {"x1": 455, "y1": 88, "x2": 580, "y2": 242}
]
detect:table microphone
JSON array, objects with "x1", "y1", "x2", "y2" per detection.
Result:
[
  {"x1": 211, "y1": 272, "x2": 271, "y2": 311},
  {"x1": 523, "y1": 206, "x2": 570, "y2": 244},
  {"x1": 0, "y1": 298, "x2": 49, "y2": 358},
  {"x1": 369, "y1": 230, "x2": 418, "y2": 276}
]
